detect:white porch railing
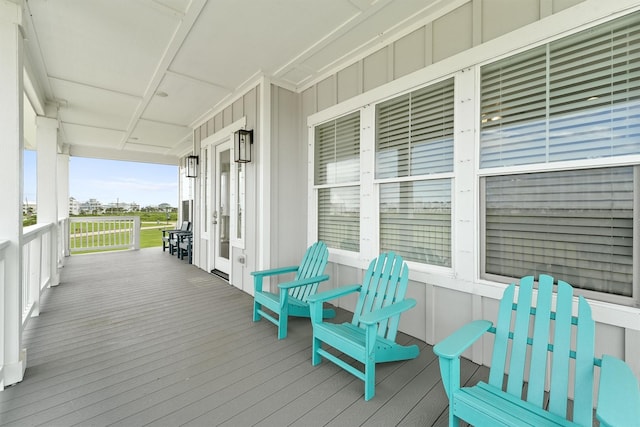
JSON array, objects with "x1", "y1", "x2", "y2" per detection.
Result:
[
  {"x1": 0, "y1": 216, "x2": 139, "y2": 389},
  {"x1": 21, "y1": 222, "x2": 57, "y2": 325},
  {"x1": 69, "y1": 216, "x2": 141, "y2": 253}
]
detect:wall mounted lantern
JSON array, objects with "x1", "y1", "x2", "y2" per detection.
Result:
[
  {"x1": 186, "y1": 155, "x2": 199, "y2": 178},
  {"x1": 234, "y1": 129, "x2": 253, "y2": 163}
]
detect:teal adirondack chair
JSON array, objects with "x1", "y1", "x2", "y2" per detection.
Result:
[
  {"x1": 434, "y1": 275, "x2": 640, "y2": 427},
  {"x1": 252, "y1": 241, "x2": 335, "y2": 339},
  {"x1": 308, "y1": 252, "x2": 420, "y2": 401}
]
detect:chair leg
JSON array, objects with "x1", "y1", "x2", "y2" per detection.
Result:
[
  {"x1": 449, "y1": 409, "x2": 459, "y2": 427},
  {"x1": 364, "y1": 358, "x2": 375, "y2": 401},
  {"x1": 253, "y1": 301, "x2": 261, "y2": 321},
  {"x1": 312, "y1": 337, "x2": 322, "y2": 366},
  {"x1": 278, "y1": 293, "x2": 289, "y2": 340},
  {"x1": 278, "y1": 316, "x2": 287, "y2": 340}
]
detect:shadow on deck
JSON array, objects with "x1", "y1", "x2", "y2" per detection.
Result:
[{"x1": 0, "y1": 247, "x2": 486, "y2": 426}]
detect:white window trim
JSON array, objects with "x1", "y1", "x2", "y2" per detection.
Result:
[{"x1": 304, "y1": 0, "x2": 640, "y2": 325}]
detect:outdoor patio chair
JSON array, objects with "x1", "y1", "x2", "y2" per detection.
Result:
[
  {"x1": 177, "y1": 233, "x2": 193, "y2": 264},
  {"x1": 433, "y1": 274, "x2": 640, "y2": 427},
  {"x1": 161, "y1": 220, "x2": 190, "y2": 253},
  {"x1": 252, "y1": 241, "x2": 334, "y2": 339},
  {"x1": 307, "y1": 252, "x2": 419, "y2": 400}
]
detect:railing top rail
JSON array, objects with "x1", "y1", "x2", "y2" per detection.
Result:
[
  {"x1": 0, "y1": 239, "x2": 10, "y2": 252},
  {"x1": 70, "y1": 216, "x2": 137, "y2": 222},
  {"x1": 23, "y1": 222, "x2": 55, "y2": 244}
]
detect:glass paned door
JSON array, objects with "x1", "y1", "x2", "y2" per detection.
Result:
[{"x1": 212, "y1": 142, "x2": 231, "y2": 275}]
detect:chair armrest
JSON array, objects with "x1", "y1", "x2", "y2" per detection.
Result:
[
  {"x1": 433, "y1": 320, "x2": 493, "y2": 360},
  {"x1": 251, "y1": 265, "x2": 299, "y2": 278},
  {"x1": 279, "y1": 274, "x2": 329, "y2": 290},
  {"x1": 169, "y1": 230, "x2": 191, "y2": 239},
  {"x1": 360, "y1": 299, "x2": 416, "y2": 325},
  {"x1": 596, "y1": 354, "x2": 640, "y2": 427},
  {"x1": 307, "y1": 284, "x2": 361, "y2": 304}
]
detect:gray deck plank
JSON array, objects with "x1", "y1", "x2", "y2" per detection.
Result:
[
  {"x1": 0, "y1": 247, "x2": 468, "y2": 426},
  {"x1": 323, "y1": 340, "x2": 434, "y2": 427}
]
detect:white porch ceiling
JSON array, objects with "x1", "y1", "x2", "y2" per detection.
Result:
[{"x1": 21, "y1": 0, "x2": 452, "y2": 164}]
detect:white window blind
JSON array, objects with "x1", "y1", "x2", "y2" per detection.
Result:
[
  {"x1": 480, "y1": 47, "x2": 547, "y2": 167},
  {"x1": 318, "y1": 187, "x2": 360, "y2": 252},
  {"x1": 315, "y1": 112, "x2": 360, "y2": 185},
  {"x1": 480, "y1": 12, "x2": 640, "y2": 168},
  {"x1": 314, "y1": 112, "x2": 360, "y2": 252},
  {"x1": 376, "y1": 78, "x2": 455, "y2": 178},
  {"x1": 380, "y1": 180, "x2": 451, "y2": 266},
  {"x1": 376, "y1": 78, "x2": 454, "y2": 266},
  {"x1": 484, "y1": 167, "x2": 634, "y2": 297}
]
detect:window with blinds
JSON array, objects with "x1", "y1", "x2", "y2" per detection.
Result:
[
  {"x1": 318, "y1": 186, "x2": 360, "y2": 252},
  {"x1": 377, "y1": 78, "x2": 455, "y2": 178},
  {"x1": 380, "y1": 180, "x2": 451, "y2": 266},
  {"x1": 314, "y1": 112, "x2": 360, "y2": 251},
  {"x1": 480, "y1": 11, "x2": 640, "y2": 168},
  {"x1": 315, "y1": 112, "x2": 360, "y2": 185},
  {"x1": 376, "y1": 78, "x2": 454, "y2": 265},
  {"x1": 483, "y1": 167, "x2": 634, "y2": 297},
  {"x1": 480, "y1": 11, "x2": 640, "y2": 301}
]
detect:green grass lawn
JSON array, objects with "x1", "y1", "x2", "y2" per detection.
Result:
[{"x1": 141, "y1": 227, "x2": 167, "y2": 249}]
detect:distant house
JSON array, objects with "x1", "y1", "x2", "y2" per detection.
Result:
[
  {"x1": 68, "y1": 197, "x2": 80, "y2": 215},
  {"x1": 79, "y1": 198, "x2": 103, "y2": 215}
]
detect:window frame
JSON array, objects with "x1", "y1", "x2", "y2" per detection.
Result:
[
  {"x1": 311, "y1": 111, "x2": 362, "y2": 256},
  {"x1": 373, "y1": 77, "x2": 456, "y2": 267},
  {"x1": 476, "y1": 10, "x2": 640, "y2": 306}
]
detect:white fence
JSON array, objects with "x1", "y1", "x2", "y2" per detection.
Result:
[
  {"x1": 21, "y1": 222, "x2": 57, "y2": 325},
  {"x1": 0, "y1": 216, "x2": 139, "y2": 389},
  {"x1": 69, "y1": 216, "x2": 140, "y2": 253}
]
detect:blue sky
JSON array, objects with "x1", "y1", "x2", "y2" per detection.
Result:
[{"x1": 24, "y1": 150, "x2": 179, "y2": 208}]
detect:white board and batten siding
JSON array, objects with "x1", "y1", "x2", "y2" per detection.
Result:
[{"x1": 189, "y1": 0, "x2": 640, "y2": 382}]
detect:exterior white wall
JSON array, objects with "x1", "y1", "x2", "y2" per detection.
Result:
[
  {"x1": 268, "y1": 85, "x2": 307, "y2": 269},
  {"x1": 192, "y1": 82, "x2": 312, "y2": 296},
  {"x1": 193, "y1": 85, "x2": 263, "y2": 294},
  {"x1": 190, "y1": 0, "x2": 640, "y2": 381},
  {"x1": 300, "y1": 0, "x2": 640, "y2": 381}
]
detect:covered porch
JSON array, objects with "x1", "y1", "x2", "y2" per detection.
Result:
[
  {"x1": 2, "y1": 0, "x2": 640, "y2": 418},
  {"x1": 0, "y1": 248, "x2": 485, "y2": 426}
]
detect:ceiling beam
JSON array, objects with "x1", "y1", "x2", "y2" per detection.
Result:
[{"x1": 119, "y1": 0, "x2": 208, "y2": 150}]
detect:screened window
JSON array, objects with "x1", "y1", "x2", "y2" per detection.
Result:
[
  {"x1": 480, "y1": 11, "x2": 640, "y2": 301},
  {"x1": 315, "y1": 112, "x2": 360, "y2": 251},
  {"x1": 376, "y1": 78, "x2": 454, "y2": 265}
]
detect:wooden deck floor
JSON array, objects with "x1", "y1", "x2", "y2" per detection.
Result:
[{"x1": 0, "y1": 248, "x2": 486, "y2": 426}]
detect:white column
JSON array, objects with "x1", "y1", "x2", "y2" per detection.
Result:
[
  {"x1": 36, "y1": 117, "x2": 59, "y2": 223},
  {"x1": 57, "y1": 150, "x2": 70, "y2": 259},
  {"x1": 0, "y1": 0, "x2": 26, "y2": 389},
  {"x1": 36, "y1": 116, "x2": 60, "y2": 291}
]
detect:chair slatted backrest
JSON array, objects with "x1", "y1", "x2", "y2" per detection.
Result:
[
  {"x1": 289, "y1": 241, "x2": 329, "y2": 302},
  {"x1": 488, "y1": 275, "x2": 597, "y2": 425},
  {"x1": 352, "y1": 252, "x2": 408, "y2": 341}
]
